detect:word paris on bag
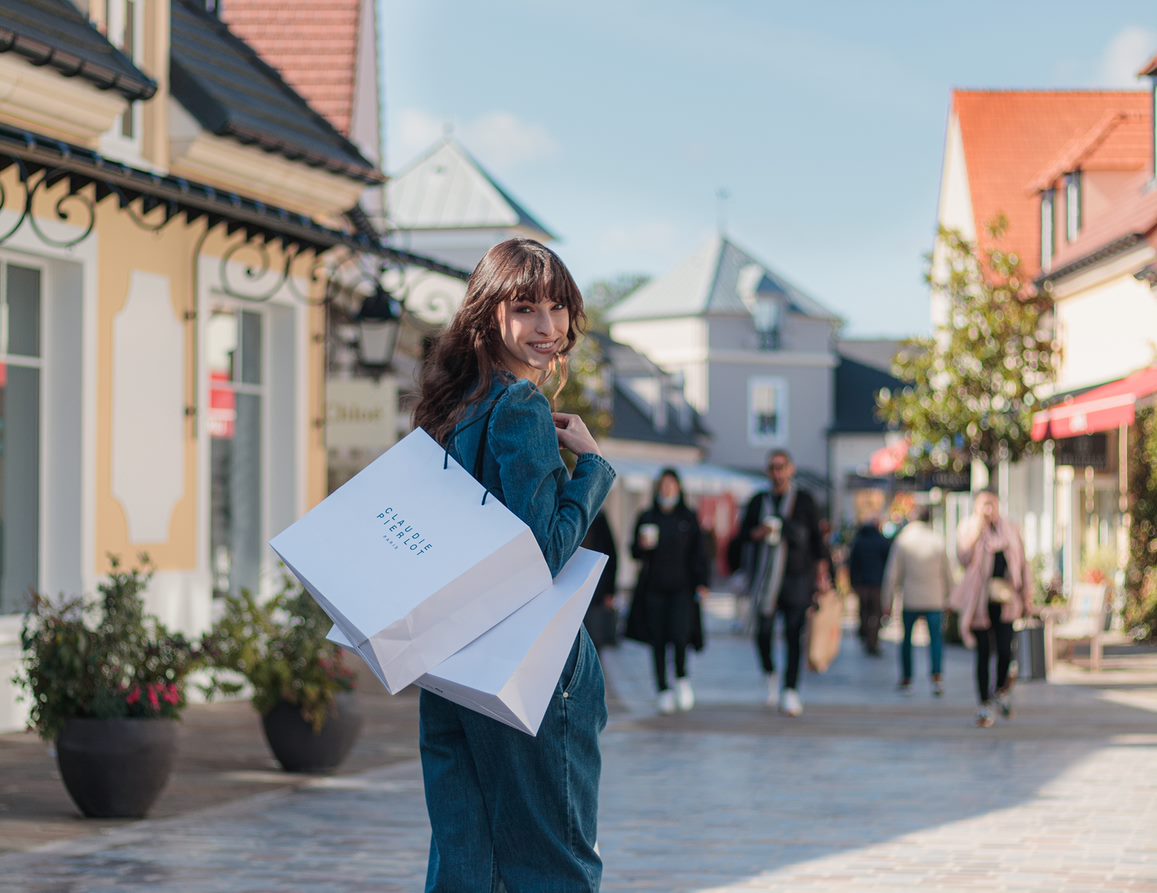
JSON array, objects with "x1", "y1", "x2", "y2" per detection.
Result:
[{"x1": 269, "y1": 427, "x2": 552, "y2": 695}]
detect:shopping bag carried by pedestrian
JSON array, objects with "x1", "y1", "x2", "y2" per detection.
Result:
[
  {"x1": 331, "y1": 548, "x2": 607, "y2": 736},
  {"x1": 807, "y1": 588, "x2": 843, "y2": 673},
  {"x1": 269, "y1": 427, "x2": 552, "y2": 694}
]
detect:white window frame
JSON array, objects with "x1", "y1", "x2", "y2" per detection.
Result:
[
  {"x1": 747, "y1": 376, "x2": 788, "y2": 448},
  {"x1": 102, "y1": 0, "x2": 146, "y2": 160},
  {"x1": 205, "y1": 301, "x2": 268, "y2": 601},
  {"x1": 1065, "y1": 172, "x2": 1082, "y2": 242},
  {"x1": 1041, "y1": 189, "x2": 1056, "y2": 271}
]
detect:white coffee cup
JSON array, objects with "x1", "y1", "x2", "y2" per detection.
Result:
[
  {"x1": 639, "y1": 523, "x2": 660, "y2": 549},
  {"x1": 763, "y1": 516, "x2": 782, "y2": 546}
]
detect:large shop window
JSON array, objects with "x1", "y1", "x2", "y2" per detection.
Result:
[
  {"x1": 748, "y1": 376, "x2": 788, "y2": 447},
  {"x1": 208, "y1": 307, "x2": 263, "y2": 600},
  {"x1": 0, "y1": 263, "x2": 41, "y2": 615}
]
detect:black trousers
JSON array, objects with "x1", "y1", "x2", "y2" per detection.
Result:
[
  {"x1": 647, "y1": 588, "x2": 693, "y2": 692},
  {"x1": 973, "y1": 600, "x2": 1014, "y2": 703},
  {"x1": 856, "y1": 585, "x2": 883, "y2": 653},
  {"x1": 755, "y1": 600, "x2": 810, "y2": 691}
]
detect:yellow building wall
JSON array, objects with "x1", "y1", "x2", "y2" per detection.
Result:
[{"x1": 90, "y1": 203, "x2": 327, "y2": 575}]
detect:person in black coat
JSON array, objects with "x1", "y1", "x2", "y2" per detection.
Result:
[
  {"x1": 737, "y1": 449, "x2": 832, "y2": 717},
  {"x1": 625, "y1": 469, "x2": 709, "y2": 714},
  {"x1": 848, "y1": 518, "x2": 892, "y2": 656},
  {"x1": 581, "y1": 510, "x2": 619, "y2": 650}
]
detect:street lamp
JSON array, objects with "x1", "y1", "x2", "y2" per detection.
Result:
[{"x1": 353, "y1": 282, "x2": 403, "y2": 372}]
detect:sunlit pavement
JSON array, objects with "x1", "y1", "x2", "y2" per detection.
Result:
[{"x1": 1, "y1": 595, "x2": 1155, "y2": 892}]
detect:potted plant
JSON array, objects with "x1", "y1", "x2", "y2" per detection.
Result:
[
  {"x1": 203, "y1": 575, "x2": 362, "y2": 773},
  {"x1": 15, "y1": 555, "x2": 201, "y2": 818}
]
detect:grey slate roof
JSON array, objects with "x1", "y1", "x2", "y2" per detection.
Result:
[
  {"x1": 170, "y1": 0, "x2": 380, "y2": 184},
  {"x1": 590, "y1": 332, "x2": 709, "y2": 447},
  {"x1": 0, "y1": 0, "x2": 156, "y2": 100},
  {"x1": 605, "y1": 234, "x2": 841, "y2": 324},
  {"x1": 831, "y1": 354, "x2": 901, "y2": 434}
]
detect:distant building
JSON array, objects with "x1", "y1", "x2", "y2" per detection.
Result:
[
  {"x1": 829, "y1": 341, "x2": 904, "y2": 527},
  {"x1": 606, "y1": 234, "x2": 842, "y2": 501}
]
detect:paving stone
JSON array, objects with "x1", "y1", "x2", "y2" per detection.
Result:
[{"x1": 0, "y1": 598, "x2": 1153, "y2": 891}]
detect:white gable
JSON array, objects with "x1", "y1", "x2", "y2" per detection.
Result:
[
  {"x1": 606, "y1": 235, "x2": 840, "y2": 324},
  {"x1": 387, "y1": 140, "x2": 552, "y2": 236}
]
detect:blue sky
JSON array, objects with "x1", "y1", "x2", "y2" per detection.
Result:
[{"x1": 381, "y1": 1, "x2": 1157, "y2": 338}]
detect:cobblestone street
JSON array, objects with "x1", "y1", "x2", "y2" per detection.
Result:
[{"x1": 1, "y1": 599, "x2": 1155, "y2": 892}]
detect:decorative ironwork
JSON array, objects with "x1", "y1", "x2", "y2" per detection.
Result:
[{"x1": 0, "y1": 163, "x2": 97, "y2": 249}]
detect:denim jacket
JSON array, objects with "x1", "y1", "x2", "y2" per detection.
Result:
[{"x1": 449, "y1": 377, "x2": 616, "y2": 577}]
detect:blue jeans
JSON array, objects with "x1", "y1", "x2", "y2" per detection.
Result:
[
  {"x1": 420, "y1": 628, "x2": 607, "y2": 892},
  {"x1": 900, "y1": 610, "x2": 944, "y2": 682}
]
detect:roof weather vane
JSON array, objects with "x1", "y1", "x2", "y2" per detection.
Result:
[{"x1": 717, "y1": 187, "x2": 730, "y2": 235}]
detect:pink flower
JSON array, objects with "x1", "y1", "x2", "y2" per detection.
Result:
[
  {"x1": 147, "y1": 686, "x2": 160, "y2": 712},
  {"x1": 126, "y1": 687, "x2": 142, "y2": 706}
]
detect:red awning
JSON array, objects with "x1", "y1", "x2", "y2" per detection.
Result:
[
  {"x1": 869, "y1": 439, "x2": 909, "y2": 476},
  {"x1": 1031, "y1": 366, "x2": 1157, "y2": 441}
]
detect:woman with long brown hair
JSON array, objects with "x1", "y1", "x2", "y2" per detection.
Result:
[{"x1": 413, "y1": 238, "x2": 616, "y2": 892}]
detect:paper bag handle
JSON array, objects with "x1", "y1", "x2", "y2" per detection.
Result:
[{"x1": 443, "y1": 395, "x2": 503, "y2": 506}]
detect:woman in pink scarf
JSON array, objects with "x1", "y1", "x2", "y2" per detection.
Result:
[{"x1": 950, "y1": 491, "x2": 1034, "y2": 728}]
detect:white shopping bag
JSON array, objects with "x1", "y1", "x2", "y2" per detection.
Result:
[
  {"x1": 270, "y1": 427, "x2": 551, "y2": 694},
  {"x1": 330, "y1": 548, "x2": 607, "y2": 736}
]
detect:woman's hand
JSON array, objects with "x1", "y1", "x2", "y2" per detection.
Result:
[
  {"x1": 552, "y1": 412, "x2": 601, "y2": 457},
  {"x1": 696, "y1": 585, "x2": 711, "y2": 600}
]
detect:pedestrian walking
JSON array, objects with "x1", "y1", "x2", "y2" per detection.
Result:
[
  {"x1": 881, "y1": 505, "x2": 952, "y2": 696},
  {"x1": 625, "y1": 469, "x2": 710, "y2": 714},
  {"x1": 848, "y1": 516, "x2": 892, "y2": 656},
  {"x1": 582, "y1": 509, "x2": 620, "y2": 650},
  {"x1": 738, "y1": 449, "x2": 832, "y2": 717},
  {"x1": 412, "y1": 238, "x2": 616, "y2": 891},
  {"x1": 950, "y1": 490, "x2": 1034, "y2": 729}
]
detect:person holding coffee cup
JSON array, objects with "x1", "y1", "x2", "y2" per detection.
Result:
[
  {"x1": 736, "y1": 449, "x2": 832, "y2": 717},
  {"x1": 625, "y1": 469, "x2": 711, "y2": 715}
]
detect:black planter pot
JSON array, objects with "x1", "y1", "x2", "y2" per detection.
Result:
[
  {"x1": 261, "y1": 691, "x2": 363, "y2": 773},
  {"x1": 55, "y1": 718, "x2": 179, "y2": 819}
]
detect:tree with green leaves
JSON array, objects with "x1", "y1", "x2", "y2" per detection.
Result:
[
  {"x1": 1125, "y1": 407, "x2": 1157, "y2": 640},
  {"x1": 878, "y1": 218, "x2": 1055, "y2": 476},
  {"x1": 551, "y1": 273, "x2": 651, "y2": 443}
]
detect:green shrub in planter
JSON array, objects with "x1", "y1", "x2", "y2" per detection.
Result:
[{"x1": 203, "y1": 575, "x2": 357, "y2": 732}]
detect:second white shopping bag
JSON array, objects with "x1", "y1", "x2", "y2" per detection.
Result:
[
  {"x1": 269, "y1": 427, "x2": 552, "y2": 694},
  {"x1": 331, "y1": 548, "x2": 608, "y2": 735}
]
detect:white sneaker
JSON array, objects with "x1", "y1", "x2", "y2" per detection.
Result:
[
  {"x1": 779, "y1": 688, "x2": 803, "y2": 717},
  {"x1": 657, "y1": 689, "x2": 676, "y2": 715},
  {"x1": 765, "y1": 673, "x2": 779, "y2": 707},
  {"x1": 675, "y1": 678, "x2": 694, "y2": 711}
]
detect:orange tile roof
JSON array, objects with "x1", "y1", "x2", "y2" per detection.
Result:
[
  {"x1": 221, "y1": 0, "x2": 360, "y2": 137},
  {"x1": 1046, "y1": 171, "x2": 1157, "y2": 274},
  {"x1": 1028, "y1": 111, "x2": 1149, "y2": 191},
  {"x1": 952, "y1": 90, "x2": 1149, "y2": 281}
]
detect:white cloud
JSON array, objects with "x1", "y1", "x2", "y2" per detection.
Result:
[
  {"x1": 390, "y1": 108, "x2": 447, "y2": 170},
  {"x1": 459, "y1": 112, "x2": 559, "y2": 170},
  {"x1": 1098, "y1": 26, "x2": 1157, "y2": 87},
  {"x1": 388, "y1": 108, "x2": 559, "y2": 173}
]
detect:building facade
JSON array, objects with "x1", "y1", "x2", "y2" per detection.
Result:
[{"x1": 0, "y1": 0, "x2": 384, "y2": 731}]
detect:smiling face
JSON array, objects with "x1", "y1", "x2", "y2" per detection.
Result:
[{"x1": 496, "y1": 295, "x2": 570, "y2": 383}]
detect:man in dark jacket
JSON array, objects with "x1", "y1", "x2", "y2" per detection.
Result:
[
  {"x1": 849, "y1": 518, "x2": 892, "y2": 656},
  {"x1": 737, "y1": 449, "x2": 831, "y2": 717}
]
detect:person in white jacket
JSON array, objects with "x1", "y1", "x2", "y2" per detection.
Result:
[{"x1": 881, "y1": 506, "x2": 953, "y2": 696}]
